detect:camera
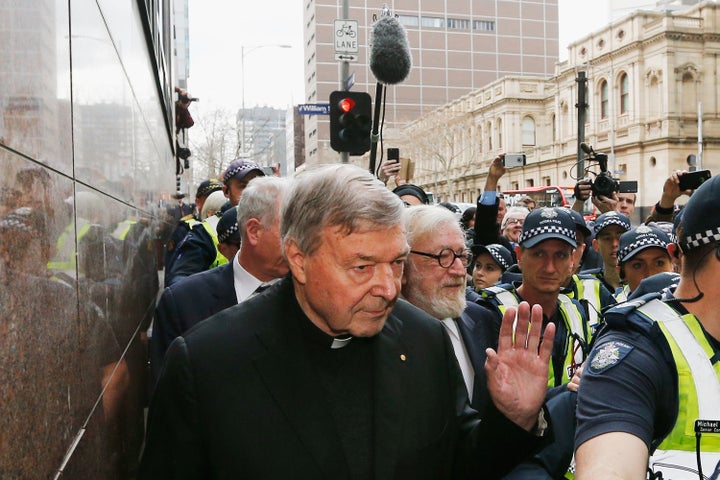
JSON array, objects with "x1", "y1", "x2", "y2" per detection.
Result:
[
  {"x1": 580, "y1": 143, "x2": 621, "y2": 198},
  {"x1": 503, "y1": 153, "x2": 526, "y2": 168},
  {"x1": 591, "y1": 171, "x2": 619, "y2": 198},
  {"x1": 179, "y1": 94, "x2": 199, "y2": 103}
]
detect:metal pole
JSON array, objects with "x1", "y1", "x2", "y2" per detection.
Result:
[
  {"x1": 340, "y1": 0, "x2": 350, "y2": 163},
  {"x1": 241, "y1": 46, "x2": 246, "y2": 157},
  {"x1": 576, "y1": 71, "x2": 588, "y2": 179},
  {"x1": 698, "y1": 101, "x2": 703, "y2": 170}
]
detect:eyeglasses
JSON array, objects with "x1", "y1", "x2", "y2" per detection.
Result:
[
  {"x1": 505, "y1": 218, "x2": 524, "y2": 226},
  {"x1": 410, "y1": 247, "x2": 472, "y2": 268}
]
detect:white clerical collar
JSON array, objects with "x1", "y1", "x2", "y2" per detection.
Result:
[{"x1": 331, "y1": 335, "x2": 353, "y2": 349}]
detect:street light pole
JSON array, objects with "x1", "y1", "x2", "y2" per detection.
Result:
[{"x1": 240, "y1": 44, "x2": 291, "y2": 158}]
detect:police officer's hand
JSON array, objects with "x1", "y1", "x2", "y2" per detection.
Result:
[{"x1": 486, "y1": 302, "x2": 556, "y2": 432}]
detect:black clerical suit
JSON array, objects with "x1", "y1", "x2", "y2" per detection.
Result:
[{"x1": 139, "y1": 277, "x2": 548, "y2": 480}]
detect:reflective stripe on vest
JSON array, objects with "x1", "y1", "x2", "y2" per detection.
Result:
[
  {"x1": 574, "y1": 276, "x2": 602, "y2": 331},
  {"x1": 637, "y1": 299, "x2": 720, "y2": 478},
  {"x1": 614, "y1": 284, "x2": 630, "y2": 303},
  {"x1": 200, "y1": 219, "x2": 228, "y2": 269},
  {"x1": 556, "y1": 293, "x2": 589, "y2": 387},
  {"x1": 483, "y1": 286, "x2": 519, "y2": 315},
  {"x1": 47, "y1": 220, "x2": 92, "y2": 277},
  {"x1": 112, "y1": 219, "x2": 137, "y2": 241}
]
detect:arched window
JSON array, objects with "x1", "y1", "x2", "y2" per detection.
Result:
[
  {"x1": 619, "y1": 73, "x2": 629, "y2": 114},
  {"x1": 600, "y1": 80, "x2": 609, "y2": 119},
  {"x1": 522, "y1": 116, "x2": 536, "y2": 146},
  {"x1": 551, "y1": 113, "x2": 557, "y2": 142}
]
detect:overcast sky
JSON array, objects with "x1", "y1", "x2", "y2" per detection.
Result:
[{"x1": 185, "y1": 0, "x2": 611, "y2": 113}]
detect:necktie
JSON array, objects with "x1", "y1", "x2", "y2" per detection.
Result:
[{"x1": 251, "y1": 283, "x2": 271, "y2": 298}]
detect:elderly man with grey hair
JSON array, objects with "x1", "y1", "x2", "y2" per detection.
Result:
[
  {"x1": 402, "y1": 205, "x2": 504, "y2": 418},
  {"x1": 140, "y1": 164, "x2": 556, "y2": 480},
  {"x1": 150, "y1": 175, "x2": 290, "y2": 385}
]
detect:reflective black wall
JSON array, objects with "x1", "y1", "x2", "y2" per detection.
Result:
[{"x1": 0, "y1": 0, "x2": 176, "y2": 477}]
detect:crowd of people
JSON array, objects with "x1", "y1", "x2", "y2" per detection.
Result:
[{"x1": 135, "y1": 152, "x2": 720, "y2": 479}]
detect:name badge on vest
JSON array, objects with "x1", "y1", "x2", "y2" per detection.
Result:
[{"x1": 695, "y1": 419, "x2": 720, "y2": 434}]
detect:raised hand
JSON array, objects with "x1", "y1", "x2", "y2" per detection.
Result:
[{"x1": 485, "y1": 302, "x2": 556, "y2": 431}]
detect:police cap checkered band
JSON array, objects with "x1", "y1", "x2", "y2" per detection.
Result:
[
  {"x1": 617, "y1": 226, "x2": 670, "y2": 263},
  {"x1": 217, "y1": 222, "x2": 239, "y2": 244},
  {"x1": 195, "y1": 179, "x2": 223, "y2": 199},
  {"x1": 216, "y1": 206, "x2": 240, "y2": 244},
  {"x1": 223, "y1": 160, "x2": 264, "y2": 184},
  {"x1": 593, "y1": 211, "x2": 631, "y2": 235},
  {"x1": 519, "y1": 208, "x2": 577, "y2": 248},
  {"x1": 678, "y1": 173, "x2": 720, "y2": 251},
  {"x1": 472, "y1": 243, "x2": 513, "y2": 271}
]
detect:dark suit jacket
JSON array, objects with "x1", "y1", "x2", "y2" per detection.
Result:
[
  {"x1": 139, "y1": 277, "x2": 546, "y2": 480},
  {"x1": 455, "y1": 302, "x2": 501, "y2": 415},
  {"x1": 150, "y1": 262, "x2": 236, "y2": 385}
]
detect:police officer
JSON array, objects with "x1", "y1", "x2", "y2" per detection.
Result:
[
  {"x1": 575, "y1": 174, "x2": 720, "y2": 479},
  {"x1": 474, "y1": 207, "x2": 593, "y2": 479},
  {"x1": 475, "y1": 207, "x2": 593, "y2": 391},
  {"x1": 165, "y1": 161, "x2": 265, "y2": 286},
  {"x1": 581, "y1": 211, "x2": 631, "y2": 292},
  {"x1": 613, "y1": 225, "x2": 673, "y2": 302},
  {"x1": 163, "y1": 179, "x2": 222, "y2": 283}
]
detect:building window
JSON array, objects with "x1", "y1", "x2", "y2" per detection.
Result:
[
  {"x1": 447, "y1": 18, "x2": 470, "y2": 30},
  {"x1": 620, "y1": 73, "x2": 629, "y2": 114},
  {"x1": 496, "y1": 118, "x2": 502, "y2": 149},
  {"x1": 487, "y1": 121, "x2": 493, "y2": 150},
  {"x1": 398, "y1": 15, "x2": 419, "y2": 27},
  {"x1": 473, "y1": 20, "x2": 495, "y2": 32},
  {"x1": 420, "y1": 16, "x2": 444, "y2": 28},
  {"x1": 551, "y1": 114, "x2": 557, "y2": 142},
  {"x1": 525, "y1": 179, "x2": 535, "y2": 188},
  {"x1": 522, "y1": 116, "x2": 536, "y2": 146},
  {"x1": 600, "y1": 80, "x2": 609, "y2": 119}
]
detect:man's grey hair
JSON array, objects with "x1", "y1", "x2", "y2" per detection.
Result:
[
  {"x1": 403, "y1": 205, "x2": 463, "y2": 249},
  {"x1": 501, "y1": 206, "x2": 530, "y2": 230},
  {"x1": 282, "y1": 164, "x2": 404, "y2": 255},
  {"x1": 236, "y1": 176, "x2": 291, "y2": 238}
]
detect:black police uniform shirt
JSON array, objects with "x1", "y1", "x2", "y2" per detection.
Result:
[{"x1": 575, "y1": 298, "x2": 720, "y2": 452}]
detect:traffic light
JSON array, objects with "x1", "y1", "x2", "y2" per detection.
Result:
[{"x1": 329, "y1": 91, "x2": 372, "y2": 155}]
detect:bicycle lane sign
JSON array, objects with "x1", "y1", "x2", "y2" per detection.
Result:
[{"x1": 334, "y1": 19, "x2": 359, "y2": 55}]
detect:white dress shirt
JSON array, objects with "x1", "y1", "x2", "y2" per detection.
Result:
[
  {"x1": 232, "y1": 251, "x2": 266, "y2": 303},
  {"x1": 440, "y1": 318, "x2": 475, "y2": 398}
]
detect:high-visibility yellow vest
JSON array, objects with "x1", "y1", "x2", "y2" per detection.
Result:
[
  {"x1": 481, "y1": 286, "x2": 590, "y2": 387},
  {"x1": 636, "y1": 299, "x2": 720, "y2": 479}
]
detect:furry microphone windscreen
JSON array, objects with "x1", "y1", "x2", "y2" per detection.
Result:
[{"x1": 370, "y1": 16, "x2": 412, "y2": 85}]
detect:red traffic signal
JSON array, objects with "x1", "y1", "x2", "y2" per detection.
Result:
[{"x1": 329, "y1": 91, "x2": 372, "y2": 155}]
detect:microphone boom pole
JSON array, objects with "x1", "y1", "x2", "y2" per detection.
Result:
[{"x1": 368, "y1": 82, "x2": 384, "y2": 175}]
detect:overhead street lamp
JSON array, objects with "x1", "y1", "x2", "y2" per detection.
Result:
[{"x1": 240, "y1": 44, "x2": 291, "y2": 157}]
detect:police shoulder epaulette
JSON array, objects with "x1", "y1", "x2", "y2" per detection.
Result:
[{"x1": 602, "y1": 292, "x2": 661, "y2": 330}]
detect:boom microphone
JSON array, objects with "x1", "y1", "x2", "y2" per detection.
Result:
[
  {"x1": 580, "y1": 142, "x2": 593, "y2": 155},
  {"x1": 370, "y1": 15, "x2": 412, "y2": 85}
]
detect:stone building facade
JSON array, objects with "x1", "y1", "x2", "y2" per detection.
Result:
[{"x1": 400, "y1": 0, "x2": 720, "y2": 221}]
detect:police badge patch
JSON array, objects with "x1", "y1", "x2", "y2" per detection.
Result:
[{"x1": 588, "y1": 341, "x2": 634, "y2": 374}]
